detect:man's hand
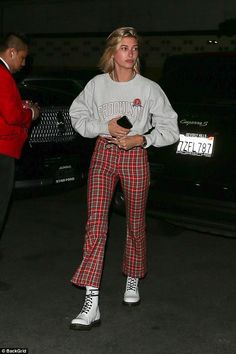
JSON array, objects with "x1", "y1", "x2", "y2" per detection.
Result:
[
  {"x1": 22, "y1": 100, "x2": 40, "y2": 120},
  {"x1": 31, "y1": 103, "x2": 40, "y2": 121}
]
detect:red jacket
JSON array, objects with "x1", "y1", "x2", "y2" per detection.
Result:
[{"x1": 0, "y1": 63, "x2": 32, "y2": 159}]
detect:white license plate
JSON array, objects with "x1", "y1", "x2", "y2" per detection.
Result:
[{"x1": 176, "y1": 134, "x2": 215, "y2": 157}]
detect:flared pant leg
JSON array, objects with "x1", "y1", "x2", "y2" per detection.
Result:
[
  {"x1": 71, "y1": 139, "x2": 119, "y2": 288},
  {"x1": 120, "y1": 147, "x2": 150, "y2": 278}
]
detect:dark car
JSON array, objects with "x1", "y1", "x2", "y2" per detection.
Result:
[
  {"x1": 19, "y1": 69, "x2": 102, "y2": 98},
  {"x1": 113, "y1": 52, "x2": 236, "y2": 237},
  {"x1": 20, "y1": 76, "x2": 84, "y2": 98},
  {"x1": 15, "y1": 84, "x2": 94, "y2": 195}
]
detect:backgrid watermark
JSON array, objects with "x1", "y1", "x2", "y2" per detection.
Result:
[{"x1": 0, "y1": 349, "x2": 28, "y2": 354}]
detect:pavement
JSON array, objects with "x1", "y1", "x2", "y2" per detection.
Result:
[{"x1": 0, "y1": 185, "x2": 236, "y2": 354}]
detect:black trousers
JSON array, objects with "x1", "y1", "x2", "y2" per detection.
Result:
[{"x1": 0, "y1": 154, "x2": 15, "y2": 236}]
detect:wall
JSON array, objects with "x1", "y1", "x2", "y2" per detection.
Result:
[
  {"x1": 1, "y1": 0, "x2": 236, "y2": 80},
  {"x1": 27, "y1": 32, "x2": 236, "y2": 80},
  {"x1": 1, "y1": 0, "x2": 236, "y2": 34}
]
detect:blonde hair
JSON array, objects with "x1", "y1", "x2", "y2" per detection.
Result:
[{"x1": 99, "y1": 27, "x2": 140, "y2": 74}]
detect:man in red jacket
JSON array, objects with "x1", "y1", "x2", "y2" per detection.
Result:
[{"x1": 0, "y1": 32, "x2": 40, "y2": 237}]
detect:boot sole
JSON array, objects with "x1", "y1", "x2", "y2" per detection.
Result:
[
  {"x1": 70, "y1": 319, "x2": 101, "y2": 331},
  {"x1": 122, "y1": 300, "x2": 141, "y2": 307}
]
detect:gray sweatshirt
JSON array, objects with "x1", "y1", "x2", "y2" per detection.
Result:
[{"x1": 69, "y1": 73, "x2": 179, "y2": 148}]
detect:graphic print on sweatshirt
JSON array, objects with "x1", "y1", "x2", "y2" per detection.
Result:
[{"x1": 98, "y1": 98, "x2": 143, "y2": 124}]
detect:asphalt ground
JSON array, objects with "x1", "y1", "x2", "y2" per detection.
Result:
[{"x1": 0, "y1": 185, "x2": 236, "y2": 354}]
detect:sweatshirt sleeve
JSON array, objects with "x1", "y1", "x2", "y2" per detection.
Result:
[
  {"x1": 144, "y1": 85, "x2": 179, "y2": 148},
  {"x1": 69, "y1": 80, "x2": 109, "y2": 138}
]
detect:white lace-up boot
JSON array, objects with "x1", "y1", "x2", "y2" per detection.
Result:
[
  {"x1": 70, "y1": 287, "x2": 100, "y2": 330},
  {"x1": 123, "y1": 277, "x2": 140, "y2": 306}
]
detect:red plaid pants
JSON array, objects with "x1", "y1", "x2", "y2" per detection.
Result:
[{"x1": 71, "y1": 137, "x2": 150, "y2": 288}]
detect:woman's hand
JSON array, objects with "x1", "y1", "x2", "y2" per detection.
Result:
[
  {"x1": 113, "y1": 135, "x2": 144, "y2": 150},
  {"x1": 108, "y1": 117, "x2": 130, "y2": 138}
]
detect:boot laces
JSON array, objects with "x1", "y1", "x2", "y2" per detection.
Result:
[
  {"x1": 81, "y1": 294, "x2": 93, "y2": 314},
  {"x1": 80, "y1": 290, "x2": 99, "y2": 314},
  {"x1": 127, "y1": 277, "x2": 138, "y2": 291}
]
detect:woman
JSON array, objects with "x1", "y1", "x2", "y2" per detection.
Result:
[{"x1": 69, "y1": 27, "x2": 179, "y2": 330}]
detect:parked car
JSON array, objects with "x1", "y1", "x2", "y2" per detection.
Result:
[
  {"x1": 19, "y1": 69, "x2": 102, "y2": 98},
  {"x1": 14, "y1": 83, "x2": 94, "y2": 195},
  {"x1": 20, "y1": 76, "x2": 84, "y2": 98},
  {"x1": 113, "y1": 52, "x2": 236, "y2": 237}
]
